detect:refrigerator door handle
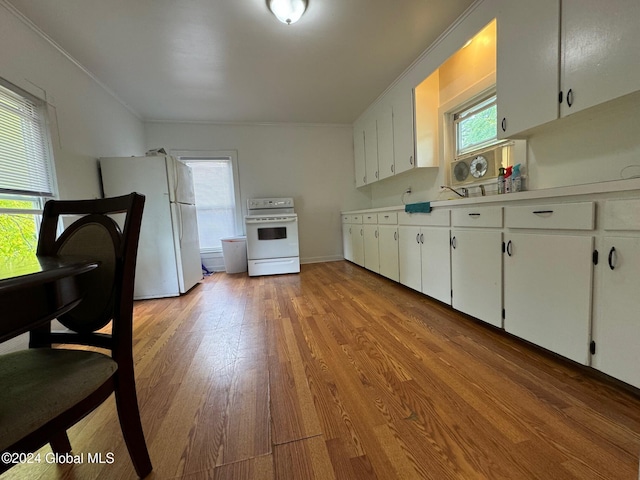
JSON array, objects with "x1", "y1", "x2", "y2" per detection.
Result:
[
  {"x1": 173, "y1": 157, "x2": 179, "y2": 203},
  {"x1": 177, "y1": 203, "x2": 184, "y2": 244}
]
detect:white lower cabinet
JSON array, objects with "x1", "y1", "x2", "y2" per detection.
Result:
[
  {"x1": 351, "y1": 225, "x2": 364, "y2": 267},
  {"x1": 399, "y1": 210, "x2": 451, "y2": 298},
  {"x1": 451, "y1": 229, "x2": 503, "y2": 328},
  {"x1": 342, "y1": 215, "x2": 364, "y2": 267},
  {"x1": 342, "y1": 219, "x2": 353, "y2": 262},
  {"x1": 399, "y1": 225, "x2": 452, "y2": 301},
  {"x1": 363, "y1": 224, "x2": 380, "y2": 273},
  {"x1": 378, "y1": 225, "x2": 399, "y2": 282},
  {"x1": 503, "y1": 233, "x2": 593, "y2": 365},
  {"x1": 592, "y1": 236, "x2": 640, "y2": 387},
  {"x1": 420, "y1": 228, "x2": 451, "y2": 305},
  {"x1": 591, "y1": 198, "x2": 640, "y2": 388},
  {"x1": 398, "y1": 226, "x2": 422, "y2": 292}
]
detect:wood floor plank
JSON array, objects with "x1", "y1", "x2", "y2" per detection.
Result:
[
  {"x1": 213, "y1": 455, "x2": 274, "y2": 480},
  {"x1": 273, "y1": 436, "x2": 336, "y2": 480},
  {"x1": 268, "y1": 316, "x2": 323, "y2": 445}
]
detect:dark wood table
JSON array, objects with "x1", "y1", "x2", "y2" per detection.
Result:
[{"x1": 0, "y1": 255, "x2": 99, "y2": 343}]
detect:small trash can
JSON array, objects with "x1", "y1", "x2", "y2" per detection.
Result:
[{"x1": 220, "y1": 236, "x2": 247, "y2": 274}]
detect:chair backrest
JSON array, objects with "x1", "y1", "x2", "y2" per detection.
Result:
[{"x1": 35, "y1": 193, "x2": 145, "y2": 353}]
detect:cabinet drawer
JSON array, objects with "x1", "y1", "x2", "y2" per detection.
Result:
[
  {"x1": 505, "y1": 202, "x2": 594, "y2": 230},
  {"x1": 342, "y1": 214, "x2": 351, "y2": 223},
  {"x1": 350, "y1": 214, "x2": 363, "y2": 224},
  {"x1": 603, "y1": 198, "x2": 640, "y2": 231},
  {"x1": 378, "y1": 212, "x2": 398, "y2": 225},
  {"x1": 363, "y1": 213, "x2": 378, "y2": 224},
  {"x1": 399, "y1": 209, "x2": 449, "y2": 226},
  {"x1": 452, "y1": 207, "x2": 503, "y2": 228}
]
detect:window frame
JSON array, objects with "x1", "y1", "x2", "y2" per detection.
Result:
[
  {"x1": 453, "y1": 92, "x2": 499, "y2": 159},
  {"x1": 0, "y1": 77, "x2": 57, "y2": 262},
  {"x1": 173, "y1": 150, "x2": 242, "y2": 254}
]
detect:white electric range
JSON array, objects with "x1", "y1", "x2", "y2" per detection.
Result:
[{"x1": 245, "y1": 197, "x2": 300, "y2": 276}]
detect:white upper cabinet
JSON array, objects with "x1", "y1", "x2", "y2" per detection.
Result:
[
  {"x1": 560, "y1": 0, "x2": 640, "y2": 117},
  {"x1": 496, "y1": 0, "x2": 560, "y2": 139},
  {"x1": 377, "y1": 105, "x2": 395, "y2": 181},
  {"x1": 353, "y1": 127, "x2": 366, "y2": 187},
  {"x1": 391, "y1": 87, "x2": 415, "y2": 175},
  {"x1": 364, "y1": 116, "x2": 379, "y2": 185},
  {"x1": 497, "y1": 0, "x2": 640, "y2": 138},
  {"x1": 353, "y1": 100, "x2": 401, "y2": 186}
]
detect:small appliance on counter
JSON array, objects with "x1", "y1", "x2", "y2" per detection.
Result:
[{"x1": 244, "y1": 197, "x2": 300, "y2": 276}]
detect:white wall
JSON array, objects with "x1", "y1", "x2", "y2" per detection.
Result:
[
  {"x1": 0, "y1": 3, "x2": 146, "y2": 201},
  {"x1": 526, "y1": 91, "x2": 640, "y2": 190},
  {"x1": 361, "y1": 0, "x2": 640, "y2": 208},
  {"x1": 145, "y1": 122, "x2": 370, "y2": 264}
]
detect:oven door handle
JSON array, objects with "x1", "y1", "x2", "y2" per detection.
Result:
[{"x1": 245, "y1": 217, "x2": 297, "y2": 224}]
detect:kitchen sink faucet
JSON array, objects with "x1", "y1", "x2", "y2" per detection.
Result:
[{"x1": 440, "y1": 185, "x2": 469, "y2": 198}]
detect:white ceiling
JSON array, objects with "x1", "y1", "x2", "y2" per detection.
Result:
[{"x1": 9, "y1": 0, "x2": 475, "y2": 124}]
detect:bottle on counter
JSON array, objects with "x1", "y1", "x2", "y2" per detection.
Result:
[
  {"x1": 498, "y1": 167, "x2": 505, "y2": 194},
  {"x1": 504, "y1": 166, "x2": 513, "y2": 193},
  {"x1": 512, "y1": 163, "x2": 522, "y2": 192}
]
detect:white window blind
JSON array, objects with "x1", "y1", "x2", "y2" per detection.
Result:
[{"x1": 0, "y1": 80, "x2": 54, "y2": 197}]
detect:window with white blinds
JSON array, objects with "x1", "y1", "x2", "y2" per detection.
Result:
[
  {"x1": 179, "y1": 152, "x2": 242, "y2": 252},
  {"x1": 0, "y1": 78, "x2": 55, "y2": 264},
  {"x1": 0, "y1": 79, "x2": 54, "y2": 197}
]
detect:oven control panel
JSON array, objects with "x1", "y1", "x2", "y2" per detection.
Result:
[{"x1": 247, "y1": 197, "x2": 294, "y2": 210}]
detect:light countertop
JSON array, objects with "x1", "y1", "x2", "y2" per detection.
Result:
[{"x1": 342, "y1": 177, "x2": 640, "y2": 214}]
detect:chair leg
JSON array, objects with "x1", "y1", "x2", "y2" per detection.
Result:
[
  {"x1": 50, "y1": 431, "x2": 72, "y2": 454},
  {"x1": 114, "y1": 371, "x2": 152, "y2": 478}
]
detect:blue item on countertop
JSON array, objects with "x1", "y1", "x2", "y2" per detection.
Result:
[
  {"x1": 512, "y1": 163, "x2": 522, "y2": 192},
  {"x1": 404, "y1": 202, "x2": 431, "y2": 213}
]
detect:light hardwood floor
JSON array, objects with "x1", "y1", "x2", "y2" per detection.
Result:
[{"x1": 4, "y1": 261, "x2": 640, "y2": 479}]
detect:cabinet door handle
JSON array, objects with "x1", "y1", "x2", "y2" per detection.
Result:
[
  {"x1": 501, "y1": 117, "x2": 506, "y2": 132},
  {"x1": 375, "y1": 229, "x2": 378, "y2": 238},
  {"x1": 416, "y1": 233, "x2": 420, "y2": 244},
  {"x1": 468, "y1": 213, "x2": 481, "y2": 217},
  {"x1": 360, "y1": 228, "x2": 363, "y2": 236},
  {"x1": 409, "y1": 155, "x2": 414, "y2": 166},
  {"x1": 363, "y1": 176, "x2": 366, "y2": 184},
  {"x1": 420, "y1": 233, "x2": 424, "y2": 244},
  {"x1": 506, "y1": 240, "x2": 513, "y2": 257},
  {"x1": 533, "y1": 210, "x2": 554, "y2": 215},
  {"x1": 375, "y1": 171, "x2": 379, "y2": 179},
  {"x1": 349, "y1": 227, "x2": 352, "y2": 234},
  {"x1": 608, "y1": 246, "x2": 616, "y2": 270},
  {"x1": 567, "y1": 88, "x2": 574, "y2": 107},
  {"x1": 451, "y1": 236, "x2": 457, "y2": 249},
  {"x1": 394, "y1": 231, "x2": 397, "y2": 241},
  {"x1": 391, "y1": 164, "x2": 395, "y2": 173}
]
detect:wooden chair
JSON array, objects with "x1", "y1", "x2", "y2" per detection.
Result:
[{"x1": 0, "y1": 193, "x2": 152, "y2": 478}]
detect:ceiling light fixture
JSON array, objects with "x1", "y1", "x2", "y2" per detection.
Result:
[{"x1": 267, "y1": 0, "x2": 308, "y2": 25}]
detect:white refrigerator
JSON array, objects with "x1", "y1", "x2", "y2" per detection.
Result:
[{"x1": 99, "y1": 155, "x2": 203, "y2": 299}]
